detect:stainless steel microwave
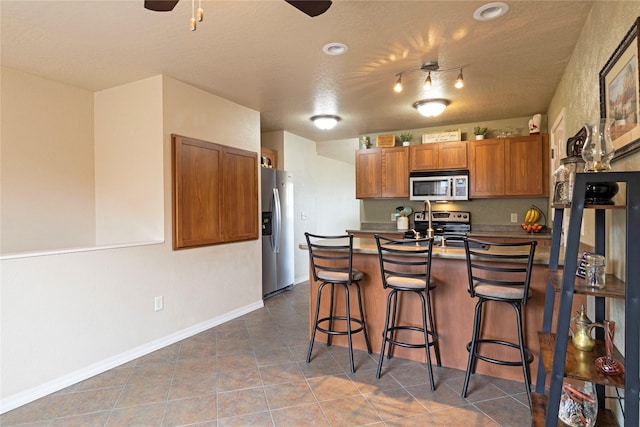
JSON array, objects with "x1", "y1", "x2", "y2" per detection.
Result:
[{"x1": 409, "y1": 170, "x2": 469, "y2": 201}]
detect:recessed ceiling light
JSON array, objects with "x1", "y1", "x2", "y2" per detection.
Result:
[
  {"x1": 473, "y1": 2, "x2": 509, "y2": 21},
  {"x1": 322, "y1": 42, "x2": 349, "y2": 56}
]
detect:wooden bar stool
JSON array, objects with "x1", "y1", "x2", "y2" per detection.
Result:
[
  {"x1": 461, "y1": 238, "x2": 537, "y2": 409},
  {"x1": 374, "y1": 235, "x2": 440, "y2": 391},
  {"x1": 305, "y1": 233, "x2": 372, "y2": 373}
]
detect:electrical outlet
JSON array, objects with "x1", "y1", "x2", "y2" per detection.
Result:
[
  {"x1": 154, "y1": 296, "x2": 163, "y2": 311},
  {"x1": 301, "y1": 211, "x2": 309, "y2": 220},
  {"x1": 391, "y1": 213, "x2": 397, "y2": 221},
  {"x1": 510, "y1": 213, "x2": 518, "y2": 223}
]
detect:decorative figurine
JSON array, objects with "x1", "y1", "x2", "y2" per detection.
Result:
[{"x1": 529, "y1": 114, "x2": 541, "y2": 134}]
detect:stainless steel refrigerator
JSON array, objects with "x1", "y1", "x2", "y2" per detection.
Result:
[{"x1": 261, "y1": 168, "x2": 294, "y2": 298}]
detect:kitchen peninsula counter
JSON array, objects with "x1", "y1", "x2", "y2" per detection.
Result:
[{"x1": 303, "y1": 238, "x2": 583, "y2": 384}]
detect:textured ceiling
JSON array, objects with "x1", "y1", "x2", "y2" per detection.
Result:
[{"x1": 1, "y1": 0, "x2": 593, "y2": 142}]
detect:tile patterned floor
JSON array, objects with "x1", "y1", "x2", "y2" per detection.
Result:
[{"x1": 1, "y1": 282, "x2": 532, "y2": 426}]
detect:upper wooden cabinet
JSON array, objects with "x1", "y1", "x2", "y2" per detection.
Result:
[
  {"x1": 356, "y1": 147, "x2": 409, "y2": 199},
  {"x1": 172, "y1": 135, "x2": 258, "y2": 249},
  {"x1": 410, "y1": 141, "x2": 468, "y2": 171},
  {"x1": 260, "y1": 146, "x2": 277, "y2": 169},
  {"x1": 468, "y1": 134, "x2": 549, "y2": 198}
]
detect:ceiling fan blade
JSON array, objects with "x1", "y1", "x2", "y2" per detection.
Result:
[
  {"x1": 284, "y1": 1, "x2": 332, "y2": 17},
  {"x1": 144, "y1": 0, "x2": 180, "y2": 12}
]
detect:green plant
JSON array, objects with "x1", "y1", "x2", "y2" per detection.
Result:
[
  {"x1": 473, "y1": 126, "x2": 488, "y2": 136},
  {"x1": 399, "y1": 132, "x2": 413, "y2": 142}
]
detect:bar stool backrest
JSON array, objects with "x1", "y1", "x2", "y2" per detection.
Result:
[
  {"x1": 375, "y1": 235, "x2": 434, "y2": 289},
  {"x1": 464, "y1": 238, "x2": 537, "y2": 304},
  {"x1": 304, "y1": 233, "x2": 356, "y2": 284}
]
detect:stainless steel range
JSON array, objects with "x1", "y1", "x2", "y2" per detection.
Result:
[{"x1": 412, "y1": 210, "x2": 471, "y2": 239}]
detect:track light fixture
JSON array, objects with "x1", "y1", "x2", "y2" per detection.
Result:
[
  {"x1": 190, "y1": 0, "x2": 204, "y2": 31},
  {"x1": 394, "y1": 74, "x2": 403, "y2": 92},
  {"x1": 393, "y1": 61, "x2": 466, "y2": 93},
  {"x1": 310, "y1": 115, "x2": 341, "y2": 130}
]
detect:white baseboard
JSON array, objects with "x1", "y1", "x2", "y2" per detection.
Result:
[{"x1": 0, "y1": 299, "x2": 264, "y2": 414}]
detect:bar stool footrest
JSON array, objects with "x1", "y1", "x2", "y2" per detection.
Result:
[
  {"x1": 385, "y1": 325, "x2": 438, "y2": 349},
  {"x1": 316, "y1": 316, "x2": 366, "y2": 336},
  {"x1": 466, "y1": 339, "x2": 534, "y2": 366}
]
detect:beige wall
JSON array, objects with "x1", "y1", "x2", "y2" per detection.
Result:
[
  {"x1": 1, "y1": 67, "x2": 96, "y2": 253},
  {"x1": 0, "y1": 75, "x2": 263, "y2": 410},
  {"x1": 94, "y1": 76, "x2": 164, "y2": 245}
]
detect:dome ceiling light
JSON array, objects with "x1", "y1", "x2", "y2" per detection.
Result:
[
  {"x1": 473, "y1": 2, "x2": 509, "y2": 21},
  {"x1": 413, "y1": 99, "x2": 450, "y2": 117},
  {"x1": 311, "y1": 115, "x2": 341, "y2": 130}
]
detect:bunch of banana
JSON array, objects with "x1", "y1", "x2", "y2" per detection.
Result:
[{"x1": 524, "y1": 206, "x2": 542, "y2": 223}]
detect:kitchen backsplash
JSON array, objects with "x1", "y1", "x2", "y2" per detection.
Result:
[{"x1": 360, "y1": 197, "x2": 549, "y2": 227}]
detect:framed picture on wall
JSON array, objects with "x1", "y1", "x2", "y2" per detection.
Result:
[{"x1": 600, "y1": 17, "x2": 640, "y2": 161}]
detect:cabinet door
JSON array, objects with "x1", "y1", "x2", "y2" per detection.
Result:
[
  {"x1": 410, "y1": 144, "x2": 439, "y2": 170},
  {"x1": 469, "y1": 139, "x2": 505, "y2": 197},
  {"x1": 439, "y1": 141, "x2": 468, "y2": 169},
  {"x1": 505, "y1": 134, "x2": 548, "y2": 196},
  {"x1": 382, "y1": 147, "x2": 409, "y2": 197},
  {"x1": 172, "y1": 135, "x2": 223, "y2": 248},
  {"x1": 356, "y1": 149, "x2": 382, "y2": 198},
  {"x1": 223, "y1": 147, "x2": 259, "y2": 242}
]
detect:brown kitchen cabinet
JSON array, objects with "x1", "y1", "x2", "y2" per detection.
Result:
[
  {"x1": 410, "y1": 141, "x2": 468, "y2": 171},
  {"x1": 469, "y1": 134, "x2": 549, "y2": 198},
  {"x1": 355, "y1": 147, "x2": 409, "y2": 199},
  {"x1": 172, "y1": 134, "x2": 258, "y2": 249}
]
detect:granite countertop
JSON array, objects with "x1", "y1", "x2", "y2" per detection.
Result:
[
  {"x1": 302, "y1": 237, "x2": 559, "y2": 266},
  {"x1": 347, "y1": 224, "x2": 552, "y2": 240}
]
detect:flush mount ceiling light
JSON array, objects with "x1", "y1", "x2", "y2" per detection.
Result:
[
  {"x1": 311, "y1": 115, "x2": 341, "y2": 130},
  {"x1": 413, "y1": 99, "x2": 450, "y2": 117},
  {"x1": 322, "y1": 42, "x2": 349, "y2": 56},
  {"x1": 473, "y1": 2, "x2": 509, "y2": 21},
  {"x1": 393, "y1": 61, "x2": 466, "y2": 93}
]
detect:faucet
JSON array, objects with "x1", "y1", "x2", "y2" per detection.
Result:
[
  {"x1": 409, "y1": 228, "x2": 420, "y2": 239},
  {"x1": 423, "y1": 200, "x2": 434, "y2": 239}
]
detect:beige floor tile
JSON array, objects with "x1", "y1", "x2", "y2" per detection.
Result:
[
  {"x1": 173, "y1": 357, "x2": 217, "y2": 379},
  {"x1": 472, "y1": 396, "x2": 531, "y2": 426},
  {"x1": 405, "y1": 383, "x2": 469, "y2": 412},
  {"x1": 446, "y1": 375, "x2": 509, "y2": 403},
  {"x1": 364, "y1": 387, "x2": 428, "y2": 421},
  {"x1": 115, "y1": 380, "x2": 170, "y2": 408},
  {"x1": 263, "y1": 381, "x2": 316, "y2": 410},
  {"x1": 218, "y1": 411, "x2": 274, "y2": 427},
  {"x1": 49, "y1": 410, "x2": 111, "y2": 427},
  {"x1": 384, "y1": 411, "x2": 441, "y2": 427},
  {"x1": 169, "y1": 375, "x2": 217, "y2": 400},
  {"x1": 259, "y1": 362, "x2": 305, "y2": 385},
  {"x1": 163, "y1": 394, "x2": 217, "y2": 426},
  {"x1": 319, "y1": 395, "x2": 382, "y2": 426},
  {"x1": 347, "y1": 367, "x2": 402, "y2": 394},
  {"x1": 217, "y1": 351, "x2": 257, "y2": 372},
  {"x1": 178, "y1": 341, "x2": 218, "y2": 360},
  {"x1": 74, "y1": 367, "x2": 132, "y2": 391},
  {"x1": 127, "y1": 361, "x2": 176, "y2": 384},
  {"x1": 218, "y1": 367, "x2": 263, "y2": 392},
  {"x1": 306, "y1": 374, "x2": 360, "y2": 401},
  {"x1": 136, "y1": 343, "x2": 181, "y2": 364},
  {"x1": 217, "y1": 387, "x2": 269, "y2": 419},
  {"x1": 55, "y1": 387, "x2": 122, "y2": 418},
  {"x1": 104, "y1": 403, "x2": 165, "y2": 426},
  {"x1": 271, "y1": 403, "x2": 329, "y2": 426},
  {"x1": 430, "y1": 404, "x2": 500, "y2": 426}
]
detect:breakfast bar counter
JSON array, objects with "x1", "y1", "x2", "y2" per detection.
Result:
[{"x1": 304, "y1": 238, "x2": 584, "y2": 384}]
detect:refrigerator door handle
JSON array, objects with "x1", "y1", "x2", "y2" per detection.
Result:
[{"x1": 272, "y1": 187, "x2": 281, "y2": 253}]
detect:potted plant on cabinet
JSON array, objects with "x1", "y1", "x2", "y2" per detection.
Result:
[
  {"x1": 473, "y1": 126, "x2": 488, "y2": 140},
  {"x1": 399, "y1": 132, "x2": 413, "y2": 146}
]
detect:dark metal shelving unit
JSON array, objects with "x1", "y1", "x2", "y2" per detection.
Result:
[{"x1": 531, "y1": 171, "x2": 640, "y2": 427}]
